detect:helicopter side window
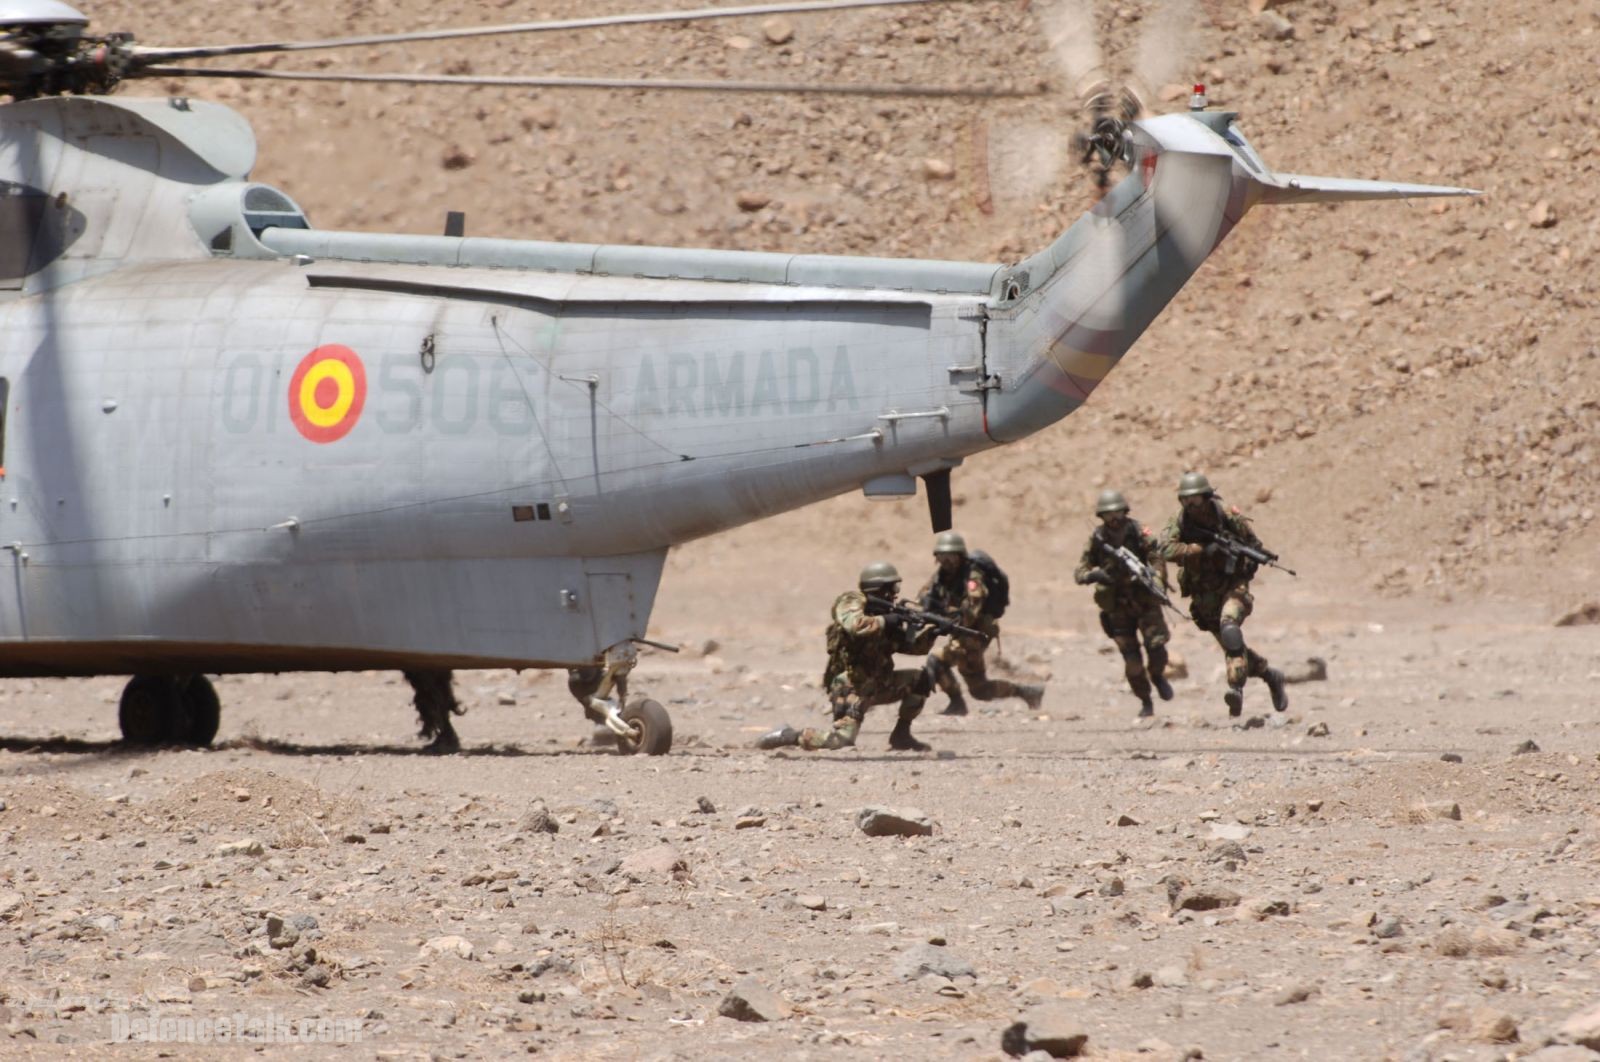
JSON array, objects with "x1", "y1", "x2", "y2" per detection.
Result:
[
  {"x1": 241, "y1": 185, "x2": 310, "y2": 237},
  {"x1": 1220, "y1": 128, "x2": 1265, "y2": 175}
]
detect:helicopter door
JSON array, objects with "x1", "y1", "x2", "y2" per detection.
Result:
[{"x1": 582, "y1": 551, "x2": 667, "y2": 656}]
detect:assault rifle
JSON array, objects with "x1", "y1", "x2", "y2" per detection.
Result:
[
  {"x1": 1095, "y1": 540, "x2": 1179, "y2": 612},
  {"x1": 865, "y1": 596, "x2": 989, "y2": 643},
  {"x1": 1191, "y1": 526, "x2": 1298, "y2": 577}
]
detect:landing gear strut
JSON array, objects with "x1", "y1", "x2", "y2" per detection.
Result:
[
  {"x1": 118, "y1": 674, "x2": 221, "y2": 747},
  {"x1": 567, "y1": 642, "x2": 673, "y2": 756}
]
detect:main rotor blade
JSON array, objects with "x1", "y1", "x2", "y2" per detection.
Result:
[
  {"x1": 131, "y1": 0, "x2": 981, "y2": 63},
  {"x1": 135, "y1": 65, "x2": 1038, "y2": 97}
]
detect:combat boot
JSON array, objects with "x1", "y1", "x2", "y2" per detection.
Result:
[
  {"x1": 888, "y1": 719, "x2": 931, "y2": 752},
  {"x1": 940, "y1": 690, "x2": 969, "y2": 717},
  {"x1": 1019, "y1": 684, "x2": 1045, "y2": 711},
  {"x1": 1224, "y1": 686, "x2": 1244, "y2": 718},
  {"x1": 1151, "y1": 672, "x2": 1174, "y2": 702},
  {"x1": 1264, "y1": 668, "x2": 1289, "y2": 712},
  {"x1": 1138, "y1": 696, "x2": 1154, "y2": 718},
  {"x1": 756, "y1": 724, "x2": 800, "y2": 750}
]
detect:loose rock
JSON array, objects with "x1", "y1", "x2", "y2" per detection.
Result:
[
  {"x1": 857, "y1": 806, "x2": 935, "y2": 837},
  {"x1": 717, "y1": 976, "x2": 790, "y2": 1022},
  {"x1": 1001, "y1": 1004, "x2": 1089, "y2": 1058}
]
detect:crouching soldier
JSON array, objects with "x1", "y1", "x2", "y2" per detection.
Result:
[{"x1": 759, "y1": 561, "x2": 941, "y2": 752}]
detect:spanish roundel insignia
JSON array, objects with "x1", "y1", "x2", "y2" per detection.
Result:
[{"x1": 289, "y1": 344, "x2": 367, "y2": 444}]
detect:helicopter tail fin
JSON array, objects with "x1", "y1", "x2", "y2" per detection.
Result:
[{"x1": 1253, "y1": 174, "x2": 1480, "y2": 206}]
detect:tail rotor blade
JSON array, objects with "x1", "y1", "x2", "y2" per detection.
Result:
[
  {"x1": 984, "y1": 121, "x2": 1070, "y2": 215},
  {"x1": 1039, "y1": 0, "x2": 1104, "y2": 98},
  {"x1": 1131, "y1": 0, "x2": 1200, "y2": 114}
]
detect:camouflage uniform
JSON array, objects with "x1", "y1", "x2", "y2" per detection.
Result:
[
  {"x1": 1158, "y1": 486, "x2": 1286, "y2": 715},
  {"x1": 798, "y1": 588, "x2": 939, "y2": 750},
  {"x1": 405, "y1": 669, "x2": 464, "y2": 752},
  {"x1": 1073, "y1": 517, "x2": 1172, "y2": 711},
  {"x1": 919, "y1": 565, "x2": 1042, "y2": 714}
]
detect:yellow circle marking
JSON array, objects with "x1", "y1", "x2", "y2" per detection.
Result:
[{"x1": 298, "y1": 360, "x2": 356, "y2": 429}]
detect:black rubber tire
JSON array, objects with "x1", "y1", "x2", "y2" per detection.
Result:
[
  {"x1": 616, "y1": 699, "x2": 672, "y2": 756},
  {"x1": 178, "y1": 675, "x2": 221, "y2": 747},
  {"x1": 118, "y1": 676, "x2": 179, "y2": 746}
]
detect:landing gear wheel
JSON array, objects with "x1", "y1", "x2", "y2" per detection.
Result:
[
  {"x1": 119, "y1": 676, "x2": 178, "y2": 746},
  {"x1": 178, "y1": 675, "x2": 221, "y2": 746},
  {"x1": 118, "y1": 675, "x2": 221, "y2": 747},
  {"x1": 615, "y1": 699, "x2": 672, "y2": 756}
]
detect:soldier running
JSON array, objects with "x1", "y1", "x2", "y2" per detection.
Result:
[
  {"x1": 1073, "y1": 489, "x2": 1173, "y2": 717},
  {"x1": 1158, "y1": 472, "x2": 1288, "y2": 718},
  {"x1": 919, "y1": 531, "x2": 1044, "y2": 716},
  {"x1": 759, "y1": 561, "x2": 942, "y2": 752}
]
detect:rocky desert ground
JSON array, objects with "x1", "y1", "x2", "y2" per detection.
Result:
[{"x1": 2, "y1": 0, "x2": 1598, "y2": 1058}]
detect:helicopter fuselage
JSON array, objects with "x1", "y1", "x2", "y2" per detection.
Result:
[{"x1": 0, "y1": 92, "x2": 1466, "y2": 677}]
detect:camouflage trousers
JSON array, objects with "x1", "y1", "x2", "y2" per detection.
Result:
[
  {"x1": 1188, "y1": 584, "x2": 1270, "y2": 689},
  {"x1": 799, "y1": 667, "x2": 930, "y2": 750},
  {"x1": 1100, "y1": 602, "x2": 1171, "y2": 702},
  {"x1": 927, "y1": 630, "x2": 1030, "y2": 702}
]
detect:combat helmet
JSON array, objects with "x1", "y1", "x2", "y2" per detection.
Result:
[
  {"x1": 858, "y1": 560, "x2": 901, "y2": 592},
  {"x1": 1095, "y1": 489, "x2": 1130, "y2": 515},
  {"x1": 932, "y1": 530, "x2": 968, "y2": 556},
  {"x1": 1176, "y1": 471, "x2": 1214, "y2": 498}
]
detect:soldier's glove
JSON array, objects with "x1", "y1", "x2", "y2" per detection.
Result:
[
  {"x1": 878, "y1": 611, "x2": 905, "y2": 637},
  {"x1": 1202, "y1": 540, "x2": 1227, "y2": 558},
  {"x1": 1085, "y1": 569, "x2": 1113, "y2": 585}
]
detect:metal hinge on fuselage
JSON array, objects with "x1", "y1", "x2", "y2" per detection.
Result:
[{"x1": 949, "y1": 303, "x2": 1000, "y2": 394}]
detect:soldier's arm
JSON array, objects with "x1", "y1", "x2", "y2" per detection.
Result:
[
  {"x1": 1158, "y1": 520, "x2": 1203, "y2": 564},
  {"x1": 1073, "y1": 539, "x2": 1102, "y2": 584},
  {"x1": 1141, "y1": 526, "x2": 1172, "y2": 587},
  {"x1": 904, "y1": 623, "x2": 940, "y2": 654},
  {"x1": 913, "y1": 575, "x2": 939, "y2": 612},
  {"x1": 957, "y1": 575, "x2": 987, "y2": 625},
  {"x1": 1227, "y1": 510, "x2": 1264, "y2": 547},
  {"x1": 835, "y1": 595, "x2": 885, "y2": 637}
]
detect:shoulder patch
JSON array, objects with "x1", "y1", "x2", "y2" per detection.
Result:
[
  {"x1": 1229, "y1": 505, "x2": 1241, "y2": 515},
  {"x1": 1141, "y1": 525, "x2": 1152, "y2": 535},
  {"x1": 967, "y1": 579, "x2": 980, "y2": 592}
]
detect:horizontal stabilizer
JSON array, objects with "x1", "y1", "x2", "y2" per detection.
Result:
[{"x1": 1255, "y1": 173, "x2": 1480, "y2": 205}]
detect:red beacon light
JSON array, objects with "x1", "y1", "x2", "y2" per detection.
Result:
[{"x1": 1189, "y1": 83, "x2": 1208, "y2": 111}]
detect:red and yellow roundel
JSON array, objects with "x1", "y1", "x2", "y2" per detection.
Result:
[{"x1": 288, "y1": 345, "x2": 366, "y2": 444}]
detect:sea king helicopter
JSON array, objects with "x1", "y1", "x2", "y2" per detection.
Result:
[{"x1": 0, "y1": 0, "x2": 1472, "y2": 754}]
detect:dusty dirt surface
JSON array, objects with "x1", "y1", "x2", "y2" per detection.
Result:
[
  {"x1": 3, "y1": 0, "x2": 1599, "y2": 1057},
  {"x1": 2, "y1": 612, "x2": 1600, "y2": 1059}
]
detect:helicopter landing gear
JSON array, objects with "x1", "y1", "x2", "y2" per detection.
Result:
[
  {"x1": 615, "y1": 699, "x2": 672, "y2": 756},
  {"x1": 567, "y1": 642, "x2": 673, "y2": 756},
  {"x1": 118, "y1": 674, "x2": 221, "y2": 747}
]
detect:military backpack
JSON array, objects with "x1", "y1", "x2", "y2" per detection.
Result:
[{"x1": 968, "y1": 551, "x2": 1010, "y2": 619}]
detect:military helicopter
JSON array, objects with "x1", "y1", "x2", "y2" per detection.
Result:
[{"x1": 0, "y1": 0, "x2": 1473, "y2": 755}]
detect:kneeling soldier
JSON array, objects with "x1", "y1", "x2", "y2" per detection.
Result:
[{"x1": 760, "y1": 561, "x2": 941, "y2": 752}]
